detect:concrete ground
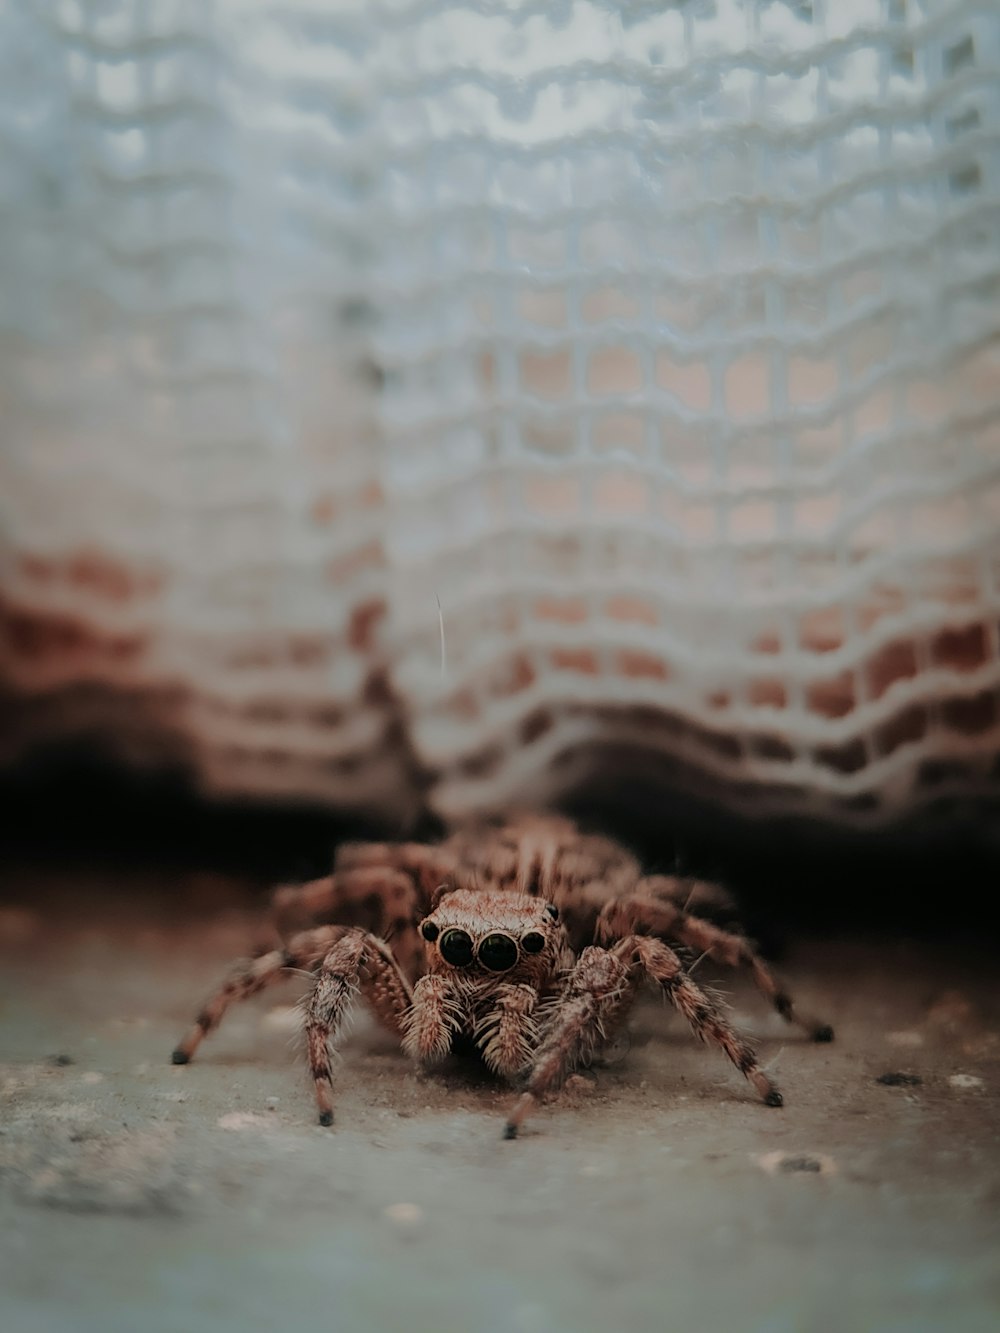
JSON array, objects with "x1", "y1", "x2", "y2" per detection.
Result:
[{"x1": 0, "y1": 863, "x2": 998, "y2": 1333}]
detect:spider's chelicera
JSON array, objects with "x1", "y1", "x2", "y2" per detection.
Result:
[{"x1": 171, "y1": 813, "x2": 833, "y2": 1137}]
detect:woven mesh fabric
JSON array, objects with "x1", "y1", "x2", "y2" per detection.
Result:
[
  {"x1": 2, "y1": 0, "x2": 999, "y2": 829},
  {"x1": 0, "y1": 0, "x2": 418, "y2": 816}
]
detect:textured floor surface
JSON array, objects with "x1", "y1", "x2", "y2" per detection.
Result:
[{"x1": 0, "y1": 864, "x2": 998, "y2": 1333}]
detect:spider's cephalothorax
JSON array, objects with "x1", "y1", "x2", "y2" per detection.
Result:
[
  {"x1": 170, "y1": 813, "x2": 833, "y2": 1137},
  {"x1": 403, "y1": 889, "x2": 571, "y2": 1081}
]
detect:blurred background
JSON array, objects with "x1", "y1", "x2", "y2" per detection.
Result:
[{"x1": 2, "y1": 0, "x2": 999, "y2": 856}]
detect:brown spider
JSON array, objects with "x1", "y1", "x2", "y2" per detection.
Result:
[{"x1": 170, "y1": 812, "x2": 833, "y2": 1137}]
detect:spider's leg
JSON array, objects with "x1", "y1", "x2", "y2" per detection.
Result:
[
  {"x1": 503, "y1": 935, "x2": 781, "y2": 1138},
  {"x1": 503, "y1": 945, "x2": 641, "y2": 1138},
  {"x1": 170, "y1": 925, "x2": 347, "y2": 1065},
  {"x1": 628, "y1": 934, "x2": 782, "y2": 1107},
  {"x1": 272, "y1": 846, "x2": 452, "y2": 981},
  {"x1": 597, "y1": 889, "x2": 834, "y2": 1042},
  {"x1": 336, "y1": 841, "x2": 459, "y2": 906},
  {"x1": 272, "y1": 865, "x2": 419, "y2": 937},
  {"x1": 305, "y1": 930, "x2": 413, "y2": 1126},
  {"x1": 639, "y1": 873, "x2": 738, "y2": 919}
]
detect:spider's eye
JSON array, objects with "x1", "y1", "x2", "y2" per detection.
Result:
[
  {"x1": 544, "y1": 904, "x2": 559, "y2": 921},
  {"x1": 521, "y1": 932, "x2": 545, "y2": 955},
  {"x1": 420, "y1": 920, "x2": 439, "y2": 942},
  {"x1": 439, "y1": 928, "x2": 474, "y2": 966},
  {"x1": 477, "y1": 933, "x2": 519, "y2": 972}
]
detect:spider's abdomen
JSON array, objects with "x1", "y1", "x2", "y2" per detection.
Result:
[{"x1": 447, "y1": 812, "x2": 640, "y2": 905}]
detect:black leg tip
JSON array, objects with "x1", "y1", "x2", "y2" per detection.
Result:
[
  {"x1": 813, "y1": 1025, "x2": 835, "y2": 1043},
  {"x1": 502, "y1": 1123, "x2": 518, "y2": 1140},
  {"x1": 765, "y1": 1089, "x2": 784, "y2": 1108},
  {"x1": 318, "y1": 1110, "x2": 334, "y2": 1127},
  {"x1": 170, "y1": 1050, "x2": 189, "y2": 1065}
]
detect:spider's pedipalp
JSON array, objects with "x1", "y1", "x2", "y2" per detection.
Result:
[
  {"x1": 473, "y1": 981, "x2": 539, "y2": 1077},
  {"x1": 401, "y1": 973, "x2": 464, "y2": 1065}
]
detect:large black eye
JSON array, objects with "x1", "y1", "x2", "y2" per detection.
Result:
[
  {"x1": 420, "y1": 920, "x2": 439, "y2": 942},
  {"x1": 478, "y1": 933, "x2": 518, "y2": 972},
  {"x1": 521, "y1": 931, "x2": 545, "y2": 955},
  {"x1": 439, "y1": 928, "x2": 474, "y2": 966}
]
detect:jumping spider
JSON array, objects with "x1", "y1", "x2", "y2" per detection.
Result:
[{"x1": 171, "y1": 812, "x2": 833, "y2": 1137}]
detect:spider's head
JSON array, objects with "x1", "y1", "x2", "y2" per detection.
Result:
[{"x1": 418, "y1": 889, "x2": 565, "y2": 989}]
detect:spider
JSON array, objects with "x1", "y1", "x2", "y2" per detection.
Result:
[{"x1": 170, "y1": 812, "x2": 833, "y2": 1137}]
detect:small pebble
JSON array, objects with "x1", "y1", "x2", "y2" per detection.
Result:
[
  {"x1": 876, "y1": 1072, "x2": 922, "y2": 1087},
  {"x1": 384, "y1": 1202, "x2": 423, "y2": 1226},
  {"x1": 579, "y1": 1163, "x2": 603, "y2": 1177},
  {"x1": 48, "y1": 1054, "x2": 74, "y2": 1067},
  {"x1": 217, "y1": 1111, "x2": 271, "y2": 1131},
  {"x1": 780, "y1": 1156, "x2": 822, "y2": 1174},
  {"x1": 948, "y1": 1074, "x2": 984, "y2": 1090},
  {"x1": 756, "y1": 1150, "x2": 836, "y2": 1177}
]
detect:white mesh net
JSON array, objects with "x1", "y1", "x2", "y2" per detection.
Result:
[{"x1": 2, "y1": 0, "x2": 999, "y2": 829}]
